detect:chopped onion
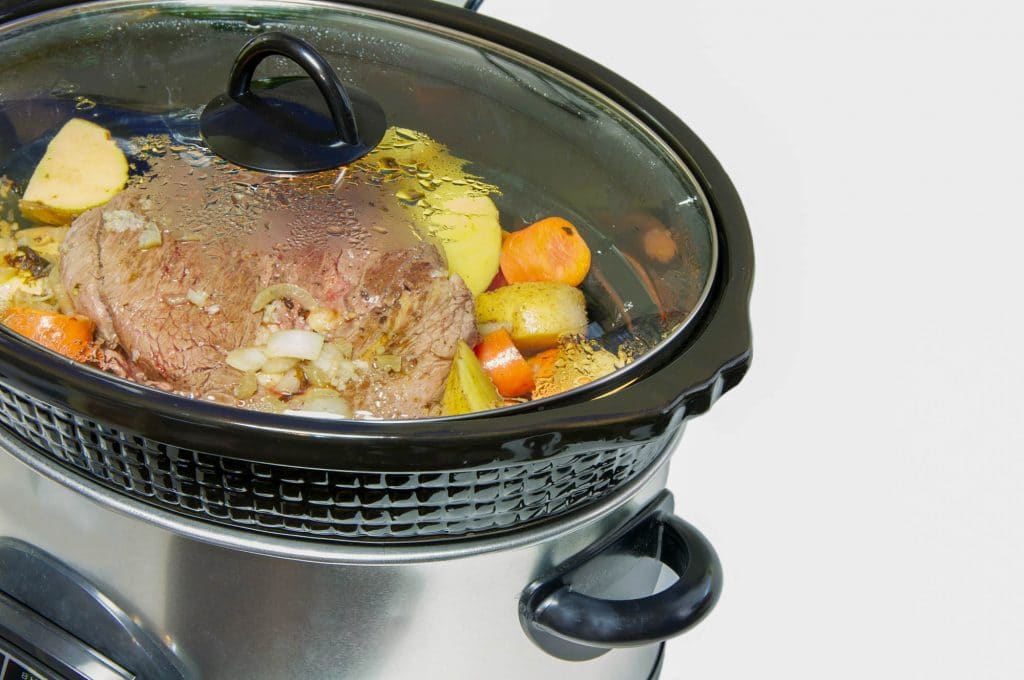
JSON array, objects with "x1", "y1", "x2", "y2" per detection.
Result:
[
  {"x1": 306, "y1": 307, "x2": 337, "y2": 333},
  {"x1": 265, "y1": 329, "x2": 324, "y2": 360},
  {"x1": 250, "y1": 395, "x2": 287, "y2": 413},
  {"x1": 310, "y1": 342, "x2": 357, "y2": 387},
  {"x1": 226, "y1": 347, "x2": 266, "y2": 372},
  {"x1": 250, "y1": 284, "x2": 318, "y2": 313},
  {"x1": 260, "y1": 356, "x2": 298, "y2": 373},
  {"x1": 329, "y1": 360, "x2": 357, "y2": 388},
  {"x1": 288, "y1": 389, "x2": 353, "y2": 419},
  {"x1": 302, "y1": 362, "x2": 331, "y2": 388},
  {"x1": 332, "y1": 339, "x2": 354, "y2": 359},
  {"x1": 275, "y1": 370, "x2": 302, "y2": 395},
  {"x1": 375, "y1": 354, "x2": 402, "y2": 373},
  {"x1": 187, "y1": 288, "x2": 208, "y2": 307},
  {"x1": 256, "y1": 372, "x2": 282, "y2": 389},
  {"x1": 301, "y1": 387, "x2": 349, "y2": 402},
  {"x1": 260, "y1": 368, "x2": 302, "y2": 395},
  {"x1": 138, "y1": 225, "x2": 162, "y2": 250},
  {"x1": 312, "y1": 342, "x2": 343, "y2": 373},
  {"x1": 233, "y1": 372, "x2": 258, "y2": 399}
]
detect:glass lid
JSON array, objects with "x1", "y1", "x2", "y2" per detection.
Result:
[{"x1": 0, "y1": 0, "x2": 716, "y2": 420}]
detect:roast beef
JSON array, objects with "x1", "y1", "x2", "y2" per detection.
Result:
[{"x1": 60, "y1": 151, "x2": 477, "y2": 418}]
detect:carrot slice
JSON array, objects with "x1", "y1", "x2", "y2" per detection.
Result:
[
  {"x1": 642, "y1": 224, "x2": 677, "y2": 263},
  {"x1": 500, "y1": 217, "x2": 591, "y2": 287},
  {"x1": 0, "y1": 307, "x2": 95, "y2": 361},
  {"x1": 474, "y1": 328, "x2": 535, "y2": 398},
  {"x1": 526, "y1": 348, "x2": 560, "y2": 382}
]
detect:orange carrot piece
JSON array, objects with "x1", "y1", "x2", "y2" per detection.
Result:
[
  {"x1": 500, "y1": 217, "x2": 591, "y2": 287},
  {"x1": 642, "y1": 224, "x2": 677, "y2": 263},
  {"x1": 0, "y1": 307, "x2": 95, "y2": 361},
  {"x1": 474, "y1": 329, "x2": 535, "y2": 398},
  {"x1": 526, "y1": 348, "x2": 560, "y2": 382}
]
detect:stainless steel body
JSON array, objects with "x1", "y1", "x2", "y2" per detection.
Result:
[{"x1": 0, "y1": 427, "x2": 677, "y2": 680}]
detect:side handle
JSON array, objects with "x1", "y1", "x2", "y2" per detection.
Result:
[{"x1": 520, "y1": 492, "x2": 721, "y2": 657}]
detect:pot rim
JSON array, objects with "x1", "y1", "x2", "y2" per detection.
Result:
[{"x1": 0, "y1": 0, "x2": 753, "y2": 472}]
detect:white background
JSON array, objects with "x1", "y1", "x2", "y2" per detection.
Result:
[{"x1": 481, "y1": 1, "x2": 1024, "y2": 678}]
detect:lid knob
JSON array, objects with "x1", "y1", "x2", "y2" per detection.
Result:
[{"x1": 200, "y1": 32, "x2": 386, "y2": 174}]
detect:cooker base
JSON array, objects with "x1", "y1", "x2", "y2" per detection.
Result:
[
  {"x1": 0, "y1": 435, "x2": 674, "y2": 679},
  {"x1": 647, "y1": 643, "x2": 666, "y2": 680}
]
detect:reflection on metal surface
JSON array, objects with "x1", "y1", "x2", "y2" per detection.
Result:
[
  {"x1": 165, "y1": 540, "x2": 421, "y2": 679},
  {"x1": 0, "y1": 446, "x2": 672, "y2": 678}
]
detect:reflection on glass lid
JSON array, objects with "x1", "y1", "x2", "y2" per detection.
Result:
[{"x1": 0, "y1": 1, "x2": 716, "y2": 420}]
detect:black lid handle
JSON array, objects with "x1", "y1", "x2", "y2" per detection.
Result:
[
  {"x1": 520, "y1": 492, "x2": 721, "y2": 657},
  {"x1": 200, "y1": 32, "x2": 386, "y2": 174},
  {"x1": 228, "y1": 32, "x2": 360, "y2": 147}
]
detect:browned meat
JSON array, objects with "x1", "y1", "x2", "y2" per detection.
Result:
[
  {"x1": 61, "y1": 190, "x2": 263, "y2": 401},
  {"x1": 60, "y1": 153, "x2": 477, "y2": 418}
]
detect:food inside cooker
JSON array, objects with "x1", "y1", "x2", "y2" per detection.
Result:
[{"x1": 0, "y1": 118, "x2": 649, "y2": 419}]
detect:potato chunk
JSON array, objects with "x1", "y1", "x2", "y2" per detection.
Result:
[
  {"x1": 20, "y1": 119, "x2": 128, "y2": 225},
  {"x1": 441, "y1": 340, "x2": 503, "y2": 415},
  {"x1": 475, "y1": 282, "x2": 588, "y2": 355},
  {"x1": 425, "y1": 194, "x2": 501, "y2": 296},
  {"x1": 363, "y1": 128, "x2": 502, "y2": 297}
]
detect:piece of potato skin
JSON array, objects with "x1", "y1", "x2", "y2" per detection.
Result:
[
  {"x1": 18, "y1": 202, "x2": 80, "y2": 226},
  {"x1": 441, "y1": 340, "x2": 503, "y2": 415},
  {"x1": 475, "y1": 282, "x2": 588, "y2": 355},
  {"x1": 20, "y1": 118, "x2": 128, "y2": 225}
]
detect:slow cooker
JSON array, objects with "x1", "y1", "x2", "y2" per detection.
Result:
[{"x1": 0, "y1": 1, "x2": 754, "y2": 678}]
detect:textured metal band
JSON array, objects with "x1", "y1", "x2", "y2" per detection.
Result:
[{"x1": 0, "y1": 381, "x2": 677, "y2": 542}]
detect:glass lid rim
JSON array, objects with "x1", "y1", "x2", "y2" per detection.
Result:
[{"x1": 0, "y1": 0, "x2": 721, "y2": 431}]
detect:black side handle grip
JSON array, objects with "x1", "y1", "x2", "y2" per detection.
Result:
[{"x1": 520, "y1": 492, "x2": 721, "y2": 654}]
